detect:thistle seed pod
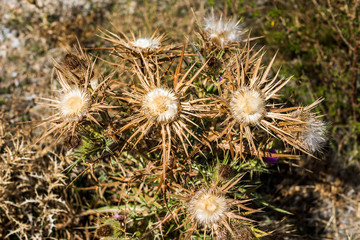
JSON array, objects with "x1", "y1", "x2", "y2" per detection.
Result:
[
  {"x1": 96, "y1": 224, "x2": 114, "y2": 237},
  {"x1": 218, "y1": 164, "x2": 234, "y2": 179},
  {"x1": 64, "y1": 132, "x2": 81, "y2": 149},
  {"x1": 64, "y1": 53, "x2": 83, "y2": 71},
  {"x1": 292, "y1": 111, "x2": 327, "y2": 153}
]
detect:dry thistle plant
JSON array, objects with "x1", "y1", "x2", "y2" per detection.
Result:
[
  {"x1": 166, "y1": 175, "x2": 262, "y2": 240},
  {"x1": 29, "y1": 11, "x2": 328, "y2": 239},
  {"x1": 211, "y1": 51, "x2": 325, "y2": 159},
  {"x1": 112, "y1": 50, "x2": 211, "y2": 188},
  {"x1": 36, "y1": 46, "x2": 115, "y2": 142},
  {"x1": 0, "y1": 135, "x2": 72, "y2": 239}
]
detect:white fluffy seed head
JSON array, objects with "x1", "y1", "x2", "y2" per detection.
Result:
[
  {"x1": 59, "y1": 88, "x2": 91, "y2": 121},
  {"x1": 230, "y1": 88, "x2": 266, "y2": 125},
  {"x1": 203, "y1": 15, "x2": 241, "y2": 47},
  {"x1": 131, "y1": 38, "x2": 160, "y2": 49},
  {"x1": 291, "y1": 110, "x2": 327, "y2": 153},
  {"x1": 301, "y1": 117, "x2": 327, "y2": 153},
  {"x1": 189, "y1": 189, "x2": 228, "y2": 226},
  {"x1": 142, "y1": 88, "x2": 179, "y2": 123}
]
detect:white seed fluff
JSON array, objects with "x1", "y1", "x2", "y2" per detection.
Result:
[
  {"x1": 59, "y1": 88, "x2": 91, "y2": 121},
  {"x1": 203, "y1": 16, "x2": 241, "y2": 47},
  {"x1": 301, "y1": 117, "x2": 327, "y2": 152},
  {"x1": 131, "y1": 38, "x2": 160, "y2": 49},
  {"x1": 142, "y1": 88, "x2": 179, "y2": 123},
  {"x1": 189, "y1": 189, "x2": 228, "y2": 226},
  {"x1": 230, "y1": 88, "x2": 265, "y2": 125}
]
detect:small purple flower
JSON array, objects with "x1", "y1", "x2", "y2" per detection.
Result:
[
  {"x1": 263, "y1": 149, "x2": 278, "y2": 164},
  {"x1": 217, "y1": 76, "x2": 223, "y2": 82},
  {"x1": 113, "y1": 213, "x2": 125, "y2": 221}
]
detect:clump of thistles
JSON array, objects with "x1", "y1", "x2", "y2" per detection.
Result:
[
  {"x1": 202, "y1": 14, "x2": 242, "y2": 48},
  {"x1": 59, "y1": 88, "x2": 91, "y2": 121},
  {"x1": 189, "y1": 188, "x2": 228, "y2": 225},
  {"x1": 230, "y1": 88, "x2": 266, "y2": 125},
  {"x1": 142, "y1": 88, "x2": 179, "y2": 123}
]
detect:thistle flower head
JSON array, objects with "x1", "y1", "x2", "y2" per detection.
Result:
[
  {"x1": 131, "y1": 37, "x2": 161, "y2": 49},
  {"x1": 100, "y1": 29, "x2": 173, "y2": 60},
  {"x1": 299, "y1": 115, "x2": 327, "y2": 153},
  {"x1": 203, "y1": 15, "x2": 242, "y2": 47},
  {"x1": 142, "y1": 88, "x2": 179, "y2": 123},
  {"x1": 59, "y1": 88, "x2": 91, "y2": 121},
  {"x1": 189, "y1": 188, "x2": 228, "y2": 225},
  {"x1": 293, "y1": 111, "x2": 326, "y2": 153},
  {"x1": 113, "y1": 213, "x2": 125, "y2": 222},
  {"x1": 116, "y1": 55, "x2": 209, "y2": 182},
  {"x1": 277, "y1": 99, "x2": 327, "y2": 153},
  {"x1": 230, "y1": 88, "x2": 265, "y2": 125}
]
